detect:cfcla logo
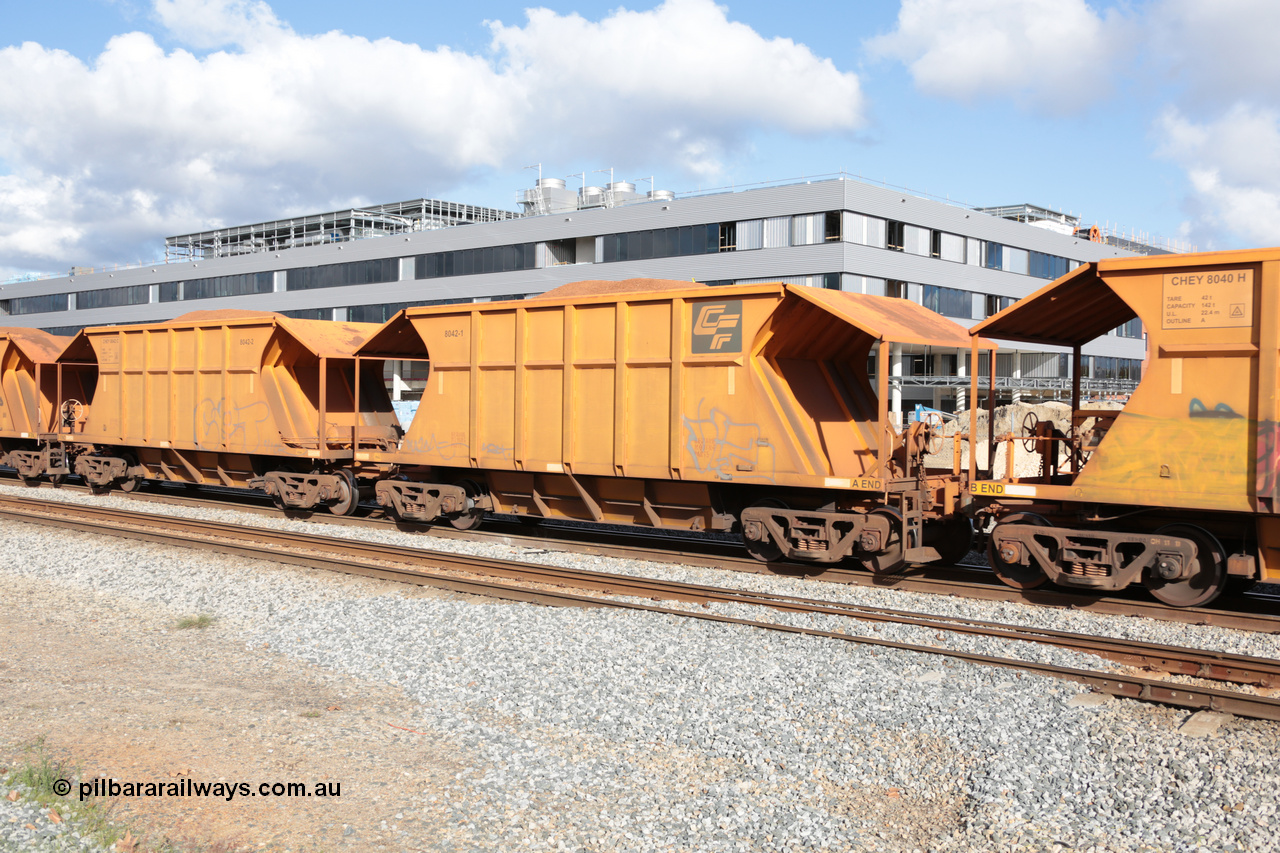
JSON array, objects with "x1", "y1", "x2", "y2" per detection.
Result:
[{"x1": 692, "y1": 300, "x2": 743, "y2": 354}]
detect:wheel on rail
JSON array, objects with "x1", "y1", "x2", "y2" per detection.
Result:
[
  {"x1": 1145, "y1": 524, "x2": 1226, "y2": 608},
  {"x1": 327, "y1": 469, "x2": 359, "y2": 516},
  {"x1": 17, "y1": 474, "x2": 37, "y2": 488},
  {"x1": 119, "y1": 462, "x2": 144, "y2": 493},
  {"x1": 925, "y1": 514, "x2": 974, "y2": 566},
  {"x1": 448, "y1": 479, "x2": 486, "y2": 530},
  {"x1": 988, "y1": 512, "x2": 1051, "y2": 589},
  {"x1": 742, "y1": 498, "x2": 787, "y2": 563},
  {"x1": 862, "y1": 506, "x2": 906, "y2": 575}
]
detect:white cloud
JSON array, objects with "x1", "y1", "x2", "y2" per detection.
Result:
[
  {"x1": 1157, "y1": 105, "x2": 1280, "y2": 246},
  {"x1": 866, "y1": 0, "x2": 1127, "y2": 113},
  {"x1": 1149, "y1": 0, "x2": 1280, "y2": 111},
  {"x1": 152, "y1": 0, "x2": 287, "y2": 49},
  {"x1": 0, "y1": 0, "x2": 864, "y2": 270}
]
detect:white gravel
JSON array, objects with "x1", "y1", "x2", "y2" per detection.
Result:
[{"x1": 2, "y1": 480, "x2": 1280, "y2": 851}]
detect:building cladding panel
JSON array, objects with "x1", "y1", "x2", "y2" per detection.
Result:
[{"x1": 1, "y1": 178, "x2": 1138, "y2": 361}]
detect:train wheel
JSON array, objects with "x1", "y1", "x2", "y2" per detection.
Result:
[
  {"x1": 1146, "y1": 524, "x2": 1226, "y2": 608},
  {"x1": 988, "y1": 513, "x2": 1050, "y2": 589},
  {"x1": 327, "y1": 470, "x2": 359, "y2": 516},
  {"x1": 119, "y1": 476, "x2": 143, "y2": 492},
  {"x1": 862, "y1": 506, "x2": 906, "y2": 574},
  {"x1": 926, "y1": 515, "x2": 974, "y2": 566},
  {"x1": 742, "y1": 499, "x2": 787, "y2": 563},
  {"x1": 449, "y1": 479, "x2": 486, "y2": 530},
  {"x1": 17, "y1": 475, "x2": 37, "y2": 488}
]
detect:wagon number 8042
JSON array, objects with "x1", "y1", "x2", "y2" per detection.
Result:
[{"x1": 443, "y1": 329, "x2": 464, "y2": 338}]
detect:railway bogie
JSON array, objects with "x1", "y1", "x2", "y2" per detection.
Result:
[{"x1": 969, "y1": 247, "x2": 1280, "y2": 605}]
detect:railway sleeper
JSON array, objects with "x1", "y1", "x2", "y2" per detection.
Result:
[
  {"x1": 741, "y1": 506, "x2": 891, "y2": 564},
  {"x1": 254, "y1": 471, "x2": 350, "y2": 511},
  {"x1": 990, "y1": 524, "x2": 1196, "y2": 591},
  {"x1": 375, "y1": 480, "x2": 491, "y2": 523}
]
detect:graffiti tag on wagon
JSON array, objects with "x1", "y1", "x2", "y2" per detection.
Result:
[
  {"x1": 682, "y1": 398, "x2": 775, "y2": 482},
  {"x1": 400, "y1": 432, "x2": 469, "y2": 460},
  {"x1": 198, "y1": 398, "x2": 273, "y2": 448}
]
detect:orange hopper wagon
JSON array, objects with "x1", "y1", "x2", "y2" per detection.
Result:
[
  {"x1": 969, "y1": 247, "x2": 1280, "y2": 606},
  {"x1": 358, "y1": 279, "x2": 987, "y2": 569},
  {"x1": 50, "y1": 310, "x2": 398, "y2": 513}
]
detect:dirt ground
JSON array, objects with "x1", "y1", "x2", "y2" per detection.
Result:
[{"x1": 0, "y1": 570, "x2": 488, "y2": 852}]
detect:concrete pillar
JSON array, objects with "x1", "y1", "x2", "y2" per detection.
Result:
[
  {"x1": 891, "y1": 343, "x2": 904, "y2": 428},
  {"x1": 1011, "y1": 350, "x2": 1022, "y2": 405},
  {"x1": 956, "y1": 348, "x2": 967, "y2": 411},
  {"x1": 392, "y1": 360, "x2": 404, "y2": 401}
]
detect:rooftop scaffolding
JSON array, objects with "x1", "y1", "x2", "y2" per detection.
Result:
[{"x1": 164, "y1": 198, "x2": 522, "y2": 261}]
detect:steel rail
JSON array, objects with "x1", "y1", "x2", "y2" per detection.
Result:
[
  {"x1": 6, "y1": 471, "x2": 1279, "y2": 634},
  {"x1": 3, "y1": 494, "x2": 1280, "y2": 721}
]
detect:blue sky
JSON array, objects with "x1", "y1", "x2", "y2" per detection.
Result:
[{"x1": 1, "y1": 0, "x2": 1277, "y2": 277}]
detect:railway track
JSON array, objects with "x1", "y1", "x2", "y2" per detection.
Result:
[
  {"x1": 2, "y1": 492, "x2": 1279, "y2": 721},
  {"x1": 5, "y1": 471, "x2": 1279, "y2": 635}
]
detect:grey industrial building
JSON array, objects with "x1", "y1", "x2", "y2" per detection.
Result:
[{"x1": 0, "y1": 175, "x2": 1150, "y2": 419}]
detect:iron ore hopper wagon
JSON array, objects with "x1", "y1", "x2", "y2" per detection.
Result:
[
  {"x1": 968, "y1": 248, "x2": 1280, "y2": 606},
  {"x1": 358, "y1": 279, "x2": 986, "y2": 571},
  {"x1": 0, "y1": 328, "x2": 84, "y2": 483},
  {"x1": 46, "y1": 309, "x2": 399, "y2": 513}
]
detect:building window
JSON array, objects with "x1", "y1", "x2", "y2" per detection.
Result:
[
  {"x1": 1115, "y1": 318, "x2": 1143, "y2": 338},
  {"x1": 414, "y1": 244, "x2": 536, "y2": 279},
  {"x1": 823, "y1": 273, "x2": 840, "y2": 290},
  {"x1": 824, "y1": 211, "x2": 842, "y2": 242},
  {"x1": 545, "y1": 239, "x2": 575, "y2": 265},
  {"x1": 600, "y1": 225, "x2": 719, "y2": 262},
  {"x1": 1029, "y1": 251, "x2": 1070, "y2": 280},
  {"x1": 937, "y1": 232, "x2": 965, "y2": 263},
  {"x1": 719, "y1": 222, "x2": 736, "y2": 252},
  {"x1": 76, "y1": 285, "x2": 151, "y2": 311},
  {"x1": 923, "y1": 284, "x2": 973, "y2": 319},
  {"x1": 280, "y1": 308, "x2": 335, "y2": 320},
  {"x1": 903, "y1": 224, "x2": 930, "y2": 256},
  {"x1": 983, "y1": 241, "x2": 1003, "y2": 270},
  {"x1": 1092, "y1": 357, "x2": 1143, "y2": 380},
  {"x1": 347, "y1": 297, "x2": 471, "y2": 324},
  {"x1": 289, "y1": 259, "x2": 399, "y2": 291},
  {"x1": 886, "y1": 221, "x2": 905, "y2": 252},
  {"x1": 1002, "y1": 247, "x2": 1030, "y2": 275},
  {"x1": 160, "y1": 272, "x2": 274, "y2": 302},
  {"x1": 985, "y1": 294, "x2": 1014, "y2": 317},
  {"x1": 885, "y1": 280, "x2": 908, "y2": 299},
  {"x1": 5, "y1": 293, "x2": 69, "y2": 315}
]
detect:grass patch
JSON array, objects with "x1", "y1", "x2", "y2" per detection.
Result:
[
  {"x1": 2, "y1": 737, "x2": 124, "y2": 848},
  {"x1": 175, "y1": 614, "x2": 216, "y2": 630},
  {"x1": 299, "y1": 710, "x2": 322, "y2": 719}
]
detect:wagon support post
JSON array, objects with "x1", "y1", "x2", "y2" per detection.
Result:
[
  {"x1": 319, "y1": 355, "x2": 327, "y2": 454},
  {"x1": 969, "y1": 338, "x2": 980, "y2": 480},
  {"x1": 877, "y1": 337, "x2": 889, "y2": 483},
  {"x1": 1070, "y1": 345, "x2": 1082, "y2": 474},
  {"x1": 353, "y1": 355, "x2": 361, "y2": 450}
]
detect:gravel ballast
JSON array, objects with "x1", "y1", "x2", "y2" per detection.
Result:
[{"x1": 2, "y1": 481, "x2": 1279, "y2": 851}]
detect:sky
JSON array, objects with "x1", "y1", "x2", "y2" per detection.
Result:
[{"x1": 1, "y1": 0, "x2": 1278, "y2": 279}]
